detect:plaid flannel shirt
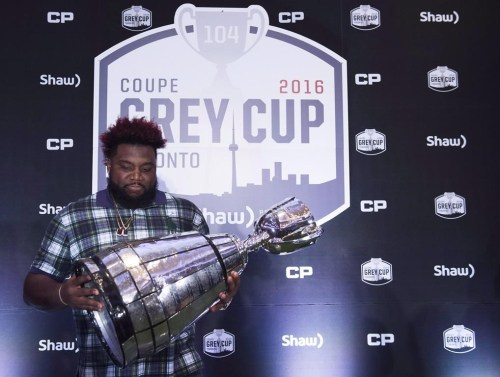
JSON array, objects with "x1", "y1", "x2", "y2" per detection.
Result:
[{"x1": 30, "y1": 189, "x2": 209, "y2": 377}]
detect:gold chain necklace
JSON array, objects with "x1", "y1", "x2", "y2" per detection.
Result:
[{"x1": 111, "y1": 196, "x2": 134, "y2": 237}]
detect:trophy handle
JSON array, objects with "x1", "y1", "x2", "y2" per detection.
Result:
[
  {"x1": 244, "y1": 5, "x2": 269, "y2": 54},
  {"x1": 174, "y1": 4, "x2": 198, "y2": 53}
]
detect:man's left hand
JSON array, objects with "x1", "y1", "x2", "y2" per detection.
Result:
[{"x1": 210, "y1": 271, "x2": 240, "y2": 312}]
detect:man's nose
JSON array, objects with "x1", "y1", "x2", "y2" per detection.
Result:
[{"x1": 131, "y1": 168, "x2": 143, "y2": 180}]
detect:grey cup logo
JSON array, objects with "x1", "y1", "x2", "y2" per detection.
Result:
[
  {"x1": 356, "y1": 129, "x2": 386, "y2": 155},
  {"x1": 203, "y1": 329, "x2": 235, "y2": 358},
  {"x1": 351, "y1": 5, "x2": 381, "y2": 30},
  {"x1": 428, "y1": 66, "x2": 458, "y2": 92},
  {"x1": 435, "y1": 192, "x2": 466, "y2": 219},
  {"x1": 443, "y1": 325, "x2": 475, "y2": 353},
  {"x1": 94, "y1": 5, "x2": 349, "y2": 238},
  {"x1": 122, "y1": 6, "x2": 152, "y2": 31},
  {"x1": 361, "y1": 258, "x2": 392, "y2": 285}
]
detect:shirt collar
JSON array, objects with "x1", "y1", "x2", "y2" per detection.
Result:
[{"x1": 96, "y1": 189, "x2": 166, "y2": 208}]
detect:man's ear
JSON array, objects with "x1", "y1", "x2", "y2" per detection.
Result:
[{"x1": 105, "y1": 160, "x2": 110, "y2": 177}]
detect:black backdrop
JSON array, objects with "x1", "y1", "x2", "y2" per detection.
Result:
[{"x1": 2, "y1": 1, "x2": 500, "y2": 376}]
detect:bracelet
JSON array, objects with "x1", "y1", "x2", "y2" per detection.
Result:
[
  {"x1": 220, "y1": 299, "x2": 232, "y2": 311},
  {"x1": 58, "y1": 284, "x2": 68, "y2": 306}
]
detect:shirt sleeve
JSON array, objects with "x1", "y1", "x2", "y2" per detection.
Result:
[
  {"x1": 30, "y1": 211, "x2": 74, "y2": 281},
  {"x1": 191, "y1": 204, "x2": 210, "y2": 235},
  {"x1": 171, "y1": 196, "x2": 210, "y2": 235}
]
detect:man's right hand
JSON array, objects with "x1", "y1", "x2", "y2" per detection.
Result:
[
  {"x1": 59, "y1": 275, "x2": 104, "y2": 311},
  {"x1": 23, "y1": 272, "x2": 103, "y2": 311}
]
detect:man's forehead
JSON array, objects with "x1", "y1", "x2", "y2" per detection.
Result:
[{"x1": 114, "y1": 143, "x2": 156, "y2": 156}]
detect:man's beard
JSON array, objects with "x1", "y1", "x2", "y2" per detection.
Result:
[{"x1": 107, "y1": 179, "x2": 158, "y2": 209}]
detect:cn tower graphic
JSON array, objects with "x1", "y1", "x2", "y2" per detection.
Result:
[{"x1": 229, "y1": 115, "x2": 239, "y2": 192}]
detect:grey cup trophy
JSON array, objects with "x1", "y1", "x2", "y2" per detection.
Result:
[{"x1": 75, "y1": 197, "x2": 323, "y2": 367}]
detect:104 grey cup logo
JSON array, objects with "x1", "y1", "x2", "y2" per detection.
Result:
[
  {"x1": 435, "y1": 192, "x2": 466, "y2": 219},
  {"x1": 361, "y1": 258, "x2": 393, "y2": 285},
  {"x1": 122, "y1": 5, "x2": 152, "y2": 31},
  {"x1": 356, "y1": 129, "x2": 386, "y2": 155},
  {"x1": 428, "y1": 66, "x2": 458, "y2": 92},
  {"x1": 94, "y1": 4, "x2": 350, "y2": 237},
  {"x1": 443, "y1": 325, "x2": 475, "y2": 353},
  {"x1": 351, "y1": 5, "x2": 381, "y2": 30},
  {"x1": 203, "y1": 329, "x2": 235, "y2": 357}
]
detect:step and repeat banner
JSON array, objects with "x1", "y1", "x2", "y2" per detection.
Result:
[{"x1": 2, "y1": 1, "x2": 499, "y2": 376}]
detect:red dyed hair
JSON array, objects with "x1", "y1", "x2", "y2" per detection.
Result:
[{"x1": 100, "y1": 116, "x2": 166, "y2": 159}]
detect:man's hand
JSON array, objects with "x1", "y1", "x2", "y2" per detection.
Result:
[
  {"x1": 59, "y1": 275, "x2": 104, "y2": 311},
  {"x1": 23, "y1": 272, "x2": 103, "y2": 311},
  {"x1": 210, "y1": 271, "x2": 240, "y2": 312}
]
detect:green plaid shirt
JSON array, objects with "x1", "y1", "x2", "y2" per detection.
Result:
[{"x1": 31, "y1": 189, "x2": 209, "y2": 376}]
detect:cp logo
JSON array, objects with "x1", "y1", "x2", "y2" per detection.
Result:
[
  {"x1": 47, "y1": 12, "x2": 74, "y2": 23},
  {"x1": 286, "y1": 266, "x2": 313, "y2": 279},
  {"x1": 367, "y1": 333, "x2": 394, "y2": 346}
]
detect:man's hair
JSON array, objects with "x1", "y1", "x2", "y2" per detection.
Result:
[{"x1": 100, "y1": 116, "x2": 166, "y2": 159}]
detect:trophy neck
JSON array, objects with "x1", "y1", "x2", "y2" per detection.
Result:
[{"x1": 242, "y1": 232, "x2": 270, "y2": 252}]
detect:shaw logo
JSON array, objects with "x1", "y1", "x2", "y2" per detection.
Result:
[
  {"x1": 282, "y1": 333, "x2": 323, "y2": 348},
  {"x1": 356, "y1": 129, "x2": 386, "y2": 155},
  {"x1": 40, "y1": 74, "x2": 81, "y2": 87},
  {"x1": 203, "y1": 329, "x2": 235, "y2": 358},
  {"x1": 426, "y1": 135, "x2": 466, "y2": 148},
  {"x1": 351, "y1": 5, "x2": 380, "y2": 30},
  {"x1": 202, "y1": 205, "x2": 254, "y2": 228},
  {"x1": 39, "y1": 203, "x2": 64, "y2": 215},
  {"x1": 38, "y1": 339, "x2": 79, "y2": 353},
  {"x1": 122, "y1": 6, "x2": 152, "y2": 31},
  {"x1": 428, "y1": 66, "x2": 458, "y2": 92},
  {"x1": 443, "y1": 325, "x2": 475, "y2": 353},
  {"x1": 361, "y1": 258, "x2": 393, "y2": 285},
  {"x1": 420, "y1": 11, "x2": 459, "y2": 24},
  {"x1": 94, "y1": 4, "x2": 350, "y2": 238},
  {"x1": 435, "y1": 192, "x2": 466, "y2": 219},
  {"x1": 434, "y1": 264, "x2": 475, "y2": 278}
]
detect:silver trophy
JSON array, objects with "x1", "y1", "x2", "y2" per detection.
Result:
[{"x1": 75, "y1": 197, "x2": 323, "y2": 367}]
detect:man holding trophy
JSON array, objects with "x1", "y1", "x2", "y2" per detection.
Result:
[
  {"x1": 24, "y1": 115, "x2": 323, "y2": 376},
  {"x1": 23, "y1": 117, "x2": 239, "y2": 376}
]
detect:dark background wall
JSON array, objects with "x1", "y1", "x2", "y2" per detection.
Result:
[{"x1": 1, "y1": 1, "x2": 499, "y2": 376}]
